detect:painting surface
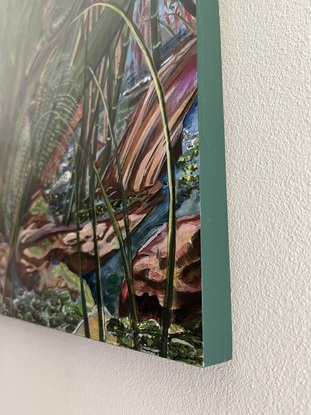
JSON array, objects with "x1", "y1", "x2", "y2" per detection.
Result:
[{"x1": 0, "y1": 0, "x2": 202, "y2": 365}]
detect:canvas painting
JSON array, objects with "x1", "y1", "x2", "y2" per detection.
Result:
[{"x1": 0, "y1": 0, "x2": 231, "y2": 366}]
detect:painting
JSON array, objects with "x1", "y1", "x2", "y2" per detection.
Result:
[{"x1": 0, "y1": 0, "x2": 231, "y2": 366}]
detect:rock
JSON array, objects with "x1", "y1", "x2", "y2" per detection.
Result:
[
  {"x1": 119, "y1": 214, "x2": 201, "y2": 323},
  {"x1": 16, "y1": 207, "x2": 148, "y2": 291}
]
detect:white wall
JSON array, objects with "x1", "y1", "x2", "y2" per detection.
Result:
[{"x1": 0, "y1": 1, "x2": 310, "y2": 414}]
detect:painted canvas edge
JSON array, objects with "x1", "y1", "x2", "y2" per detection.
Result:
[{"x1": 198, "y1": 0, "x2": 232, "y2": 366}]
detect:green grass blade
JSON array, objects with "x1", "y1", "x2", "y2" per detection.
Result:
[
  {"x1": 75, "y1": 2, "x2": 177, "y2": 358},
  {"x1": 74, "y1": 148, "x2": 91, "y2": 338},
  {"x1": 92, "y1": 163, "x2": 140, "y2": 350},
  {"x1": 86, "y1": 65, "x2": 140, "y2": 348},
  {"x1": 84, "y1": 67, "x2": 132, "y2": 267}
]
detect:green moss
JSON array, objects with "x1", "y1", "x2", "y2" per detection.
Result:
[
  {"x1": 49, "y1": 263, "x2": 95, "y2": 311},
  {"x1": 29, "y1": 196, "x2": 49, "y2": 215},
  {"x1": 3, "y1": 285, "x2": 91, "y2": 334},
  {"x1": 104, "y1": 317, "x2": 203, "y2": 365}
]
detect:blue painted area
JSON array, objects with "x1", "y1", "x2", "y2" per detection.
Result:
[{"x1": 183, "y1": 97, "x2": 198, "y2": 134}]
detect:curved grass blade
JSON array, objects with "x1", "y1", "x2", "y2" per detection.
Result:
[
  {"x1": 74, "y1": 2, "x2": 177, "y2": 358},
  {"x1": 86, "y1": 66, "x2": 137, "y2": 346},
  {"x1": 92, "y1": 163, "x2": 140, "y2": 350},
  {"x1": 74, "y1": 147, "x2": 91, "y2": 339},
  {"x1": 89, "y1": 121, "x2": 106, "y2": 342},
  {"x1": 84, "y1": 67, "x2": 132, "y2": 266}
]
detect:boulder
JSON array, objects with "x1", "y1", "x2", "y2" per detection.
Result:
[
  {"x1": 16, "y1": 211, "x2": 146, "y2": 291},
  {"x1": 119, "y1": 214, "x2": 201, "y2": 323}
]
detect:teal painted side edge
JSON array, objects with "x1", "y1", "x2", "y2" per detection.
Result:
[{"x1": 198, "y1": 0, "x2": 232, "y2": 366}]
